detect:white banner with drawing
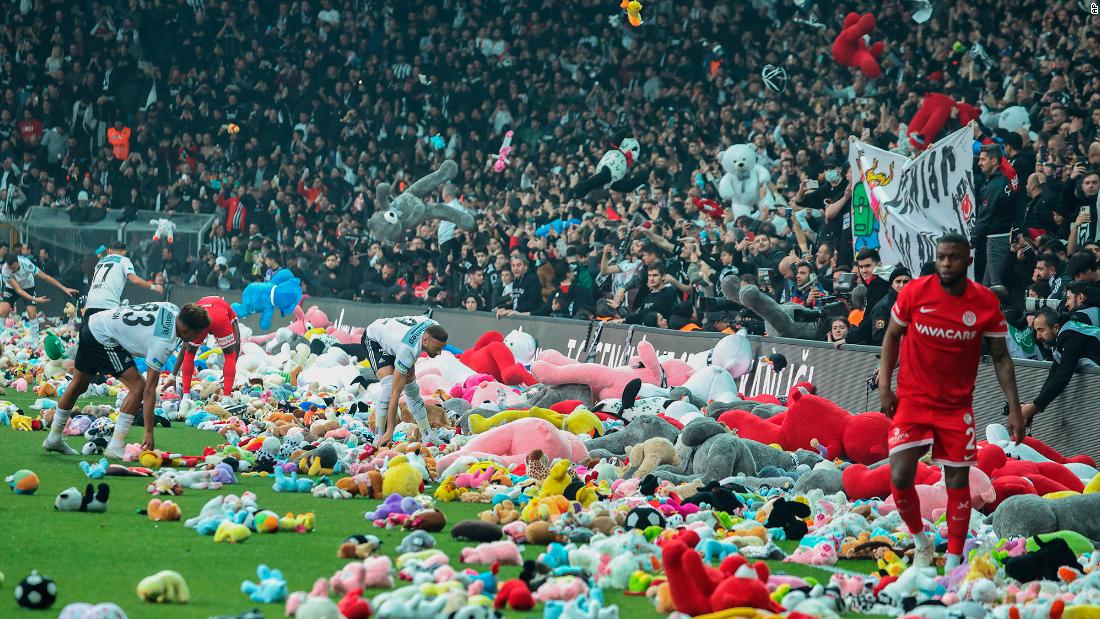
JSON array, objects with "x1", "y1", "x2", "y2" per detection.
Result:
[{"x1": 848, "y1": 125, "x2": 977, "y2": 273}]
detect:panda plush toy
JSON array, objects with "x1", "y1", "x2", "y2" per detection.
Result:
[{"x1": 571, "y1": 137, "x2": 645, "y2": 199}]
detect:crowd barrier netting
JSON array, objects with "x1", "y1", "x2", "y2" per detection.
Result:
[{"x1": 36, "y1": 284, "x2": 1100, "y2": 460}]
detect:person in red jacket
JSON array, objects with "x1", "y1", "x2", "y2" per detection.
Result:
[
  {"x1": 174, "y1": 296, "x2": 240, "y2": 396},
  {"x1": 107, "y1": 120, "x2": 131, "y2": 160}
]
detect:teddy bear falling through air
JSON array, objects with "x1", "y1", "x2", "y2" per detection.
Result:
[
  {"x1": 570, "y1": 137, "x2": 645, "y2": 200},
  {"x1": 368, "y1": 159, "x2": 475, "y2": 243}
]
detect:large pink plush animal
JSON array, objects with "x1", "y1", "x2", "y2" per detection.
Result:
[
  {"x1": 437, "y1": 418, "x2": 588, "y2": 470},
  {"x1": 460, "y1": 540, "x2": 523, "y2": 565},
  {"x1": 877, "y1": 466, "x2": 996, "y2": 521},
  {"x1": 531, "y1": 340, "x2": 692, "y2": 401}
]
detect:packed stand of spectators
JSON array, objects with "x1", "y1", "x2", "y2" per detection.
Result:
[{"x1": 2, "y1": 0, "x2": 1099, "y2": 358}]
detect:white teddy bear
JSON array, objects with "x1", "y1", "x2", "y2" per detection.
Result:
[
  {"x1": 150, "y1": 218, "x2": 176, "y2": 243},
  {"x1": 718, "y1": 144, "x2": 771, "y2": 219}
]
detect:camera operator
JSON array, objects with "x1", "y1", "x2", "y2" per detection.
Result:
[
  {"x1": 991, "y1": 284, "x2": 1044, "y2": 361},
  {"x1": 1020, "y1": 281, "x2": 1100, "y2": 424},
  {"x1": 783, "y1": 261, "x2": 828, "y2": 308}
]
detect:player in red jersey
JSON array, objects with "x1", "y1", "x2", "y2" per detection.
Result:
[
  {"x1": 878, "y1": 234, "x2": 1026, "y2": 571},
  {"x1": 174, "y1": 296, "x2": 240, "y2": 397}
]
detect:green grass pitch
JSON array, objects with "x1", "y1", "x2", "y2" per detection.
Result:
[{"x1": 0, "y1": 392, "x2": 889, "y2": 618}]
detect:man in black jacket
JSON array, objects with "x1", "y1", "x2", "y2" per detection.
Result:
[
  {"x1": 1021, "y1": 282, "x2": 1100, "y2": 425},
  {"x1": 847, "y1": 248, "x2": 892, "y2": 345},
  {"x1": 621, "y1": 264, "x2": 679, "y2": 325},
  {"x1": 495, "y1": 255, "x2": 542, "y2": 317},
  {"x1": 869, "y1": 267, "x2": 912, "y2": 345},
  {"x1": 973, "y1": 144, "x2": 1017, "y2": 286}
]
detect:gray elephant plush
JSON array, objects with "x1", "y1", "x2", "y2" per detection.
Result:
[
  {"x1": 991, "y1": 493, "x2": 1100, "y2": 540},
  {"x1": 655, "y1": 417, "x2": 757, "y2": 484},
  {"x1": 368, "y1": 159, "x2": 474, "y2": 242},
  {"x1": 721, "y1": 275, "x2": 819, "y2": 340}
]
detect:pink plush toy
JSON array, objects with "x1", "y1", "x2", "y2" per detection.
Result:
[
  {"x1": 492, "y1": 131, "x2": 513, "y2": 173},
  {"x1": 455, "y1": 467, "x2": 498, "y2": 489},
  {"x1": 460, "y1": 541, "x2": 523, "y2": 566},
  {"x1": 502, "y1": 521, "x2": 528, "y2": 543},
  {"x1": 417, "y1": 351, "x2": 476, "y2": 396},
  {"x1": 331, "y1": 556, "x2": 394, "y2": 594},
  {"x1": 531, "y1": 340, "x2": 692, "y2": 401},
  {"x1": 286, "y1": 578, "x2": 329, "y2": 617},
  {"x1": 784, "y1": 542, "x2": 838, "y2": 566},
  {"x1": 533, "y1": 576, "x2": 589, "y2": 602},
  {"x1": 449, "y1": 373, "x2": 495, "y2": 400},
  {"x1": 436, "y1": 417, "x2": 589, "y2": 471},
  {"x1": 878, "y1": 467, "x2": 996, "y2": 521}
]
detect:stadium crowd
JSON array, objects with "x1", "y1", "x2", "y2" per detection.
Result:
[{"x1": 1, "y1": 0, "x2": 1099, "y2": 358}]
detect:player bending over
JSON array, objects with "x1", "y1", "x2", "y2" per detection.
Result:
[
  {"x1": 878, "y1": 234, "x2": 1025, "y2": 571},
  {"x1": 355, "y1": 315, "x2": 448, "y2": 446},
  {"x1": 42, "y1": 302, "x2": 210, "y2": 457},
  {"x1": 173, "y1": 296, "x2": 240, "y2": 397}
]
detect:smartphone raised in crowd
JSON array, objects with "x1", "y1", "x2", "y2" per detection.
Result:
[{"x1": 806, "y1": 180, "x2": 820, "y2": 190}]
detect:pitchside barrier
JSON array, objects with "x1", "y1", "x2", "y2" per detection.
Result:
[{"x1": 38, "y1": 284, "x2": 1100, "y2": 460}]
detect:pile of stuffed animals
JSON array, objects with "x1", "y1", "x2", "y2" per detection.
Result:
[{"x1": 8, "y1": 310, "x2": 1100, "y2": 619}]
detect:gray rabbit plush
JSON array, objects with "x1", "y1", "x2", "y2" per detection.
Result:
[{"x1": 368, "y1": 159, "x2": 475, "y2": 242}]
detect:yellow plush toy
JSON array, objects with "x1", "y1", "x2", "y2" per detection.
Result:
[
  {"x1": 539, "y1": 459, "x2": 573, "y2": 498},
  {"x1": 382, "y1": 454, "x2": 423, "y2": 497},
  {"x1": 468, "y1": 407, "x2": 604, "y2": 436},
  {"x1": 136, "y1": 570, "x2": 190, "y2": 603},
  {"x1": 10, "y1": 412, "x2": 34, "y2": 431},
  {"x1": 433, "y1": 477, "x2": 463, "y2": 502},
  {"x1": 213, "y1": 521, "x2": 251, "y2": 544},
  {"x1": 521, "y1": 495, "x2": 574, "y2": 523}
]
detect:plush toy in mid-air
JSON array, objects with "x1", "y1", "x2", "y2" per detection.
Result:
[
  {"x1": 493, "y1": 131, "x2": 514, "y2": 173},
  {"x1": 718, "y1": 144, "x2": 771, "y2": 219},
  {"x1": 231, "y1": 269, "x2": 303, "y2": 331},
  {"x1": 367, "y1": 159, "x2": 474, "y2": 243},
  {"x1": 570, "y1": 137, "x2": 644, "y2": 200},
  {"x1": 150, "y1": 218, "x2": 176, "y2": 244},
  {"x1": 620, "y1": 0, "x2": 643, "y2": 27},
  {"x1": 905, "y1": 92, "x2": 980, "y2": 152},
  {"x1": 832, "y1": 12, "x2": 885, "y2": 79}
]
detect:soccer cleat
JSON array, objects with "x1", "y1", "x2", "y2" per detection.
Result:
[
  {"x1": 910, "y1": 533, "x2": 935, "y2": 569},
  {"x1": 42, "y1": 436, "x2": 78, "y2": 455},
  {"x1": 104, "y1": 443, "x2": 126, "y2": 460}
]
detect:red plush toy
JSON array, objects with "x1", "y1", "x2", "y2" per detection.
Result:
[
  {"x1": 459, "y1": 332, "x2": 536, "y2": 386},
  {"x1": 495, "y1": 579, "x2": 536, "y2": 611},
  {"x1": 842, "y1": 462, "x2": 942, "y2": 501},
  {"x1": 779, "y1": 395, "x2": 891, "y2": 465},
  {"x1": 906, "y1": 92, "x2": 980, "y2": 151},
  {"x1": 337, "y1": 588, "x2": 372, "y2": 619},
  {"x1": 717, "y1": 409, "x2": 784, "y2": 445},
  {"x1": 663, "y1": 535, "x2": 782, "y2": 615},
  {"x1": 832, "y1": 12, "x2": 884, "y2": 78}
]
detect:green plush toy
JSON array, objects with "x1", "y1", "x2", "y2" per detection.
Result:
[
  {"x1": 1026, "y1": 531, "x2": 1094, "y2": 556},
  {"x1": 44, "y1": 332, "x2": 65, "y2": 361}
]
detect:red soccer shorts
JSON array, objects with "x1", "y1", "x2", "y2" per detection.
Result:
[{"x1": 887, "y1": 401, "x2": 977, "y2": 467}]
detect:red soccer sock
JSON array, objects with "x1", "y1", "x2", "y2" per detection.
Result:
[
  {"x1": 946, "y1": 486, "x2": 971, "y2": 556},
  {"x1": 890, "y1": 484, "x2": 925, "y2": 536}
]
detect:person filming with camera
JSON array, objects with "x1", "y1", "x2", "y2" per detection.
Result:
[{"x1": 1020, "y1": 281, "x2": 1100, "y2": 425}]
